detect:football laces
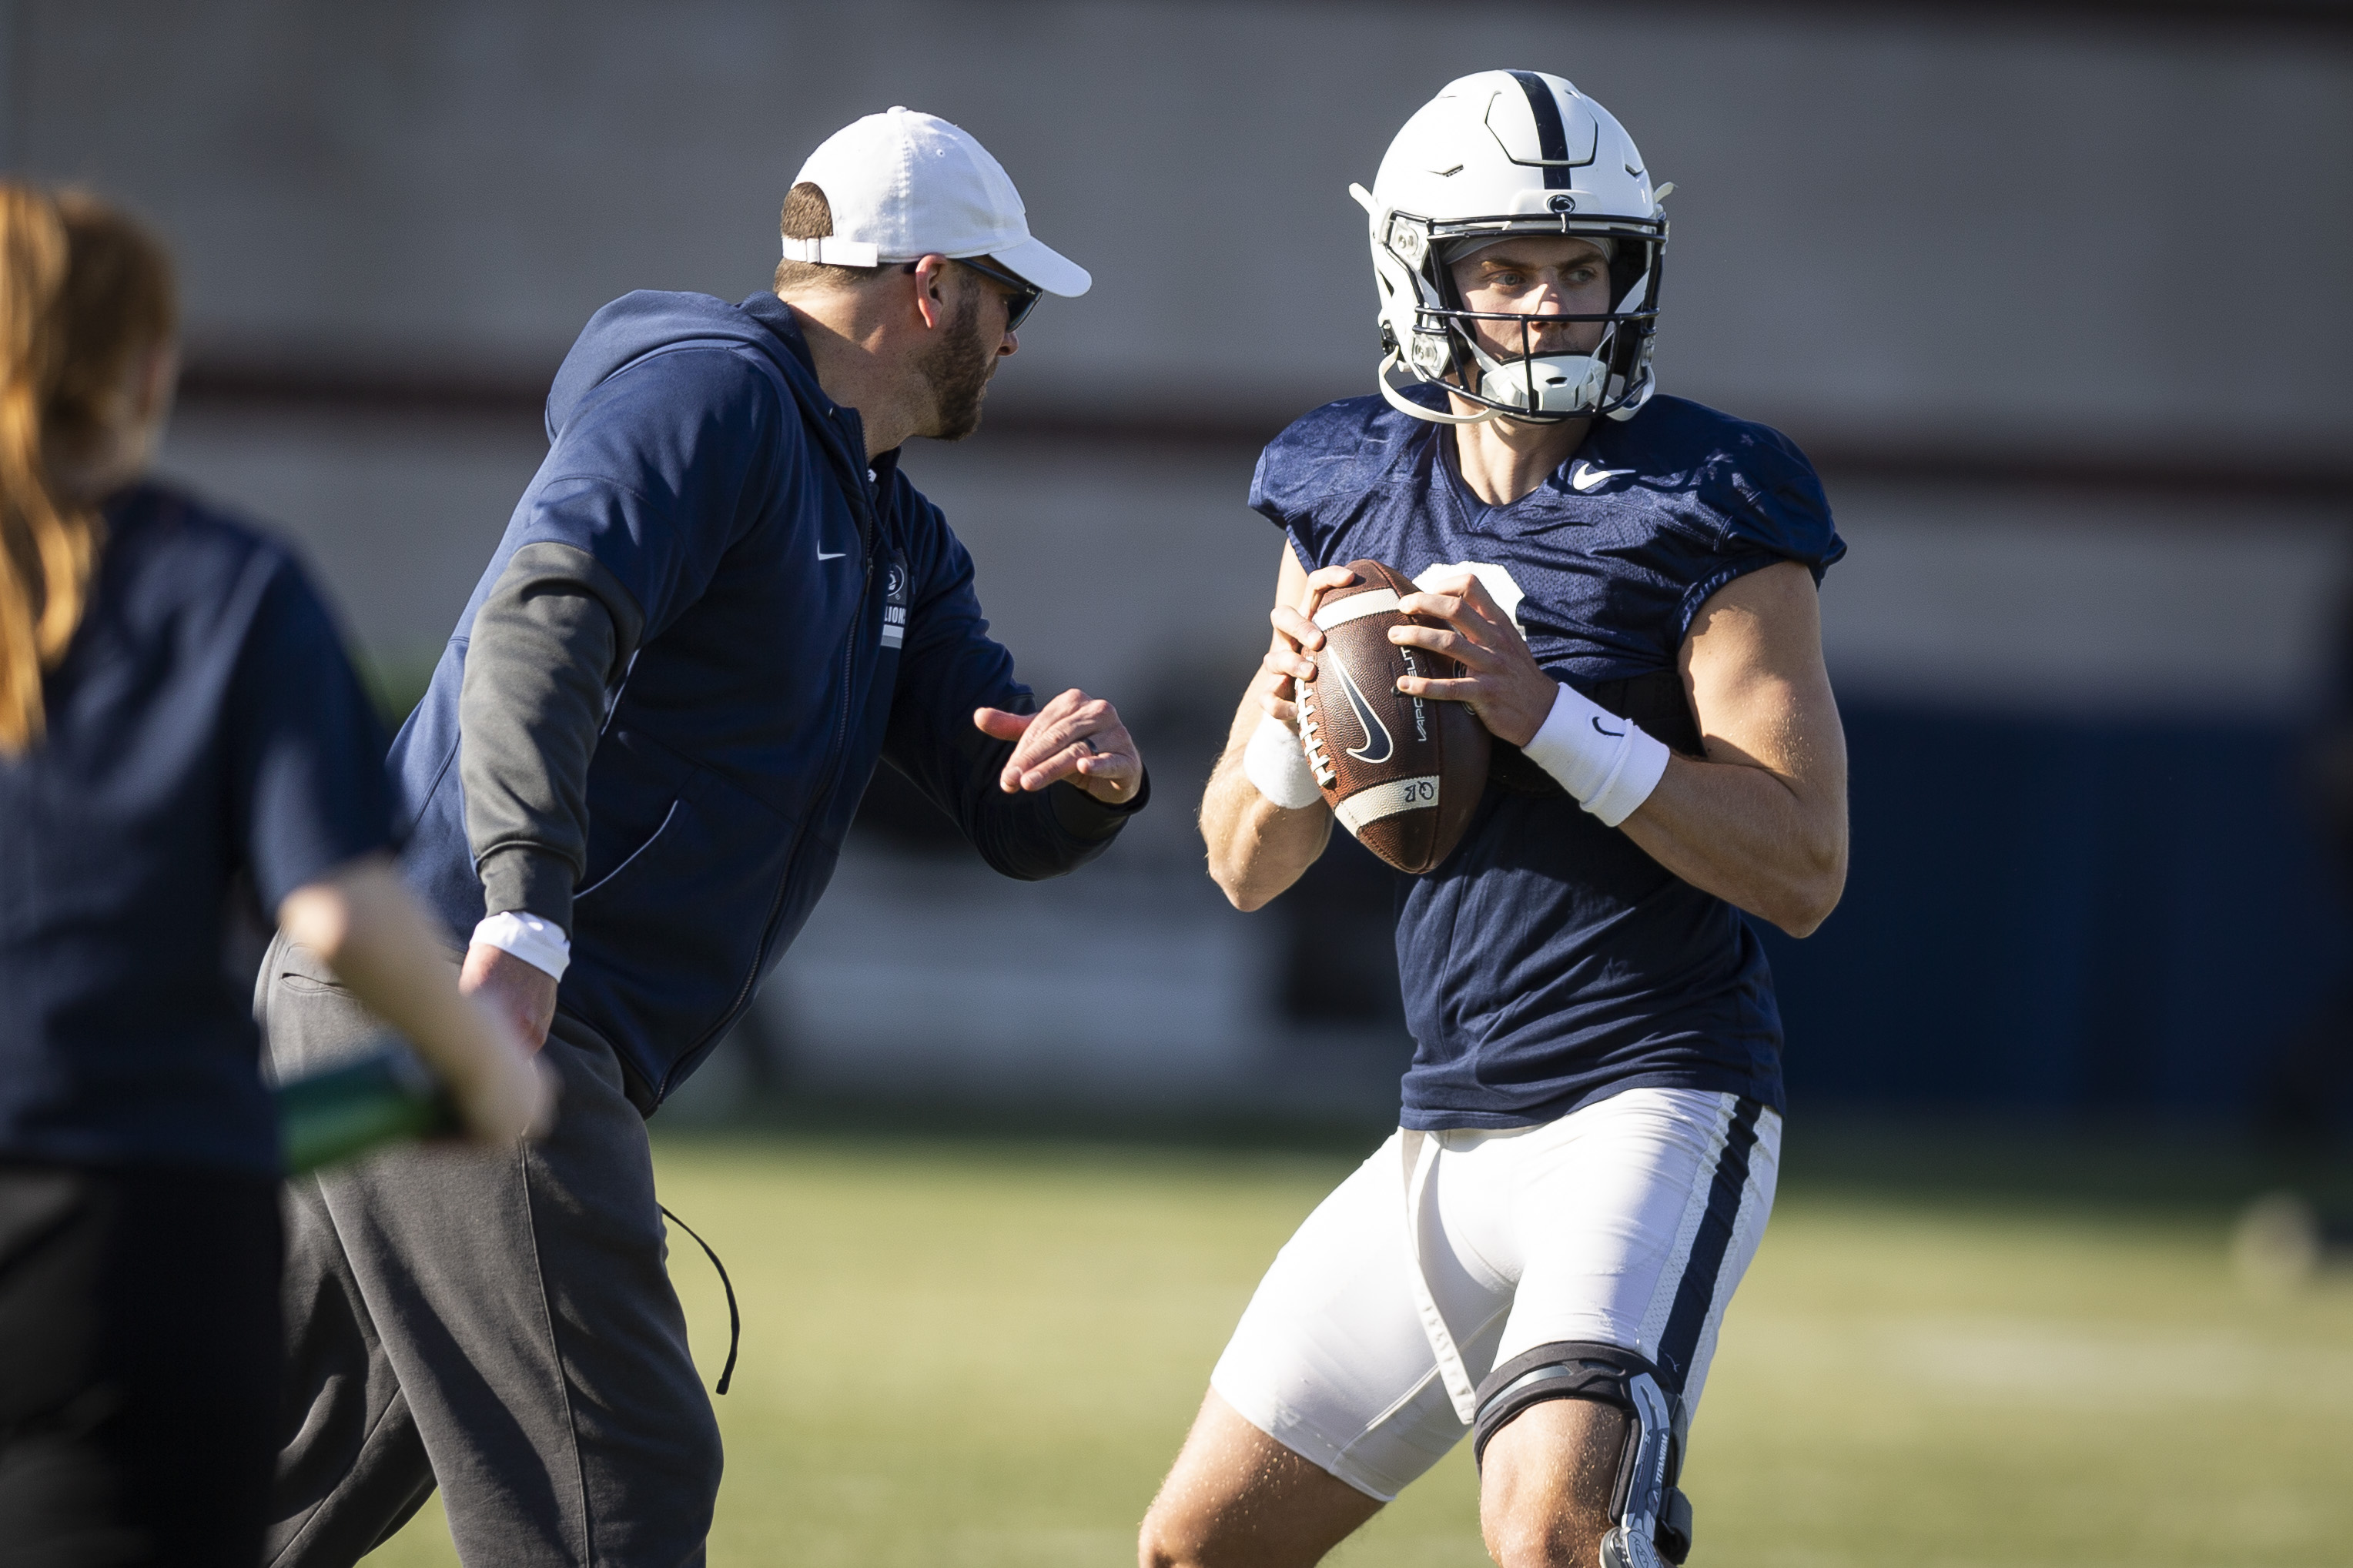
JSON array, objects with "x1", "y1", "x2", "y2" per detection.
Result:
[{"x1": 1297, "y1": 694, "x2": 1338, "y2": 787}]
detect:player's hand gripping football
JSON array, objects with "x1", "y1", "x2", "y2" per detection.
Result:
[
  {"x1": 975, "y1": 687, "x2": 1143, "y2": 804},
  {"x1": 1257, "y1": 563, "x2": 1366, "y2": 725},
  {"x1": 1390, "y1": 570, "x2": 1556, "y2": 747}
]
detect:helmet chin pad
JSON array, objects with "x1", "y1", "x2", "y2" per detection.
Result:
[{"x1": 1469, "y1": 346, "x2": 1611, "y2": 417}]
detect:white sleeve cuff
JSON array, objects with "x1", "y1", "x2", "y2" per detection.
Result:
[
  {"x1": 1519, "y1": 682, "x2": 1672, "y2": 829},
  {"x1": 1243, "y1": 714, "x2": 1326, "y2": 811},
  {"x1": 470, "y1": 910, "x2": 572, "y2": 982}
]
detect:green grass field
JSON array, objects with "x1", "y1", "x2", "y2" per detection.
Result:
[{"x1": 363, "y1": 1127, "x2": 2353, "y2": 1567}]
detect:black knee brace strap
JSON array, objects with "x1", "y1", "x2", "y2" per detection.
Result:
[
  {"x1": 1472, "y1": 1341, "x2": 1695, "y2": 1566},
  {"x1": 1472, "y1": 1341, "x2": 1667, "y2": 1468}
]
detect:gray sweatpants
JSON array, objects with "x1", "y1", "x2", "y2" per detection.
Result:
[{"x1": 257, "y1": 935, "x2": 722, "y2": 1567}]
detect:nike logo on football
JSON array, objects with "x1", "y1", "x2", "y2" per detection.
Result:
[
  {"x1": 1333, "y1": 661, "x2": 1395, "y2": 766},
  {"x1": 817, "y1": 550, "x2": 848, "y2": 561},
  {"x1": 1569, "y1": 460, "x2": 1635, "y2": 493}
]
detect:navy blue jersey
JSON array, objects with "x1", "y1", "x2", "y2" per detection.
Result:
[
  {"x1": 1252, "y1": 392, "x2": 1844, "y2": 1128},
  {"x1": 0, "y1": 483, "x2": 395, "y2": 1173}
]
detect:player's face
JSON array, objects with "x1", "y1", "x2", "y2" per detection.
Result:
[{"x1": 1448, "y1": 238, "x2": 1613, "y2": 363}]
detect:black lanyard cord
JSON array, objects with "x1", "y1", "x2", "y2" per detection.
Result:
[{"x1": 658, "y1": 1204, "x2": 740, "y2": 1396}]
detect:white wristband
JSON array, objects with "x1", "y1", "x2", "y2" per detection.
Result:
[
  {"x1": 1243, "y1": 714, "x2": 1324, "y2": 811},
  {"x1": 470, "y1": 910, "x2": 572, "y2": 982},
  {"x1": 1520, "y1": 682, "x2": 1672, "y2": 828}
]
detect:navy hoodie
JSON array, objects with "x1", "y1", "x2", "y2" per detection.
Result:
[{"x1": 389, "y1": 291, "x2": 1138, "y2": 1109}]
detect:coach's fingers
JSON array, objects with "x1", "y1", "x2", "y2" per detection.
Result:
[
  {"x1": 974, "y1": 706, "x2": 1035, "y2": 743},
  {"x1": 978, "y1": 704, "x2": 1048, "y2": 791},
  {"x1": 1066, "y1": 723, "x2": 1142, "y2": 803},
  {"x1": 1005, "y1": 688, "x2": 1105, "y2": 759},
  {"x1": 1016, "y1": 725, "x2": 1138, "y2": 797},
  {"x1": 1014, "y1": 742, "x2": 1091, "y2": 792},
  {"x1": 996, "y1": 690, "x2": 1127, "y2": 793}
]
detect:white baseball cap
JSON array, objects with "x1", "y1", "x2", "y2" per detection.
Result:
[{"x1": 782, "y1": 106, "x2": 1091, "y2": 297}]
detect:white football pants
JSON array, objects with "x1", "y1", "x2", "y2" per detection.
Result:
[{"x1": 1210, "y1": 1087, "x2": 1779, "y2": 1500}]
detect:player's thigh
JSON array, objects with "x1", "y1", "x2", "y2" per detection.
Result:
[
  {"x1": 1140, "y1": 1390, "x2": 1383, "y2": 1568},
  {"x1": 1501, "y1": 1088, "x2": 1781, "y2": 1408},
  {"x1": 1207, "y1": 1132, "x2": 1505, "y2": 1503}
]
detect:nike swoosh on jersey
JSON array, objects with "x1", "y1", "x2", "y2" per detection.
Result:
[
  {"x1": 1569, "y1": 460, "x2": 1635, "y2": 493},
  {"x1": 1334, "y1": 660, "x2": 1395, "y2": 766},
  {"x1": 817, "y1": 550, "x2": 848, "y2": 561}
]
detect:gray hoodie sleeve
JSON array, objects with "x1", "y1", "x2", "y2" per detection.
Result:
[{"x1": 457, "y1": 540, "x2": 648, "y2": 934}]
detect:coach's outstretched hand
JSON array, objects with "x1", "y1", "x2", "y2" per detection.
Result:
[{"x1": 975, "y1": 688, "x2": 1143, "y2": 805}]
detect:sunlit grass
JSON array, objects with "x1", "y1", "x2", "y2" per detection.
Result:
[{"x1": 363, "y1": 1130, "x2": 2353, "y2": 1567}]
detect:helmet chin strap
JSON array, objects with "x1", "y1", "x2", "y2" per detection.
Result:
[{"x1": 1377, "y1": 349, "x2": 1501, "y2": 426}]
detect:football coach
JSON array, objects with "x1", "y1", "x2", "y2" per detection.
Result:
[{"x1": 257, "y1": 108, "x2": 1147, "y2": 1566}]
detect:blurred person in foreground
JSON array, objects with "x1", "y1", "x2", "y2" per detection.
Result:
[
  {"x1": 1141, "y1": 73, "x2": 1846, "y2": 1568},
  {"x1": 260, "y1": 108, "x2": 1147, "y2": 1565},
  {"x1": 0, "y1": 185, "x2": 547, "y2": 1567}
]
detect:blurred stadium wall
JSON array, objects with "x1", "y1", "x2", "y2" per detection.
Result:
[{"x1": 10, "y1": 1, "x2": 2348, "y2": 1122}]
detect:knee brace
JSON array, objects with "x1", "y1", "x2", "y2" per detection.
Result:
[{"x1": 1471, "y1": 1342, "x2": 1695, "y2": 1567}]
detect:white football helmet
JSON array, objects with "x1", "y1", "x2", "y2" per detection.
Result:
[{"x1": 1352, "y1": 70, "x2": 1669, "y2": 426}]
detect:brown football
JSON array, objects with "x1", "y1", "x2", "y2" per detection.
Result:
[{"x1": 1299, "y1": 559, "x2": 1491, "y2": 874}]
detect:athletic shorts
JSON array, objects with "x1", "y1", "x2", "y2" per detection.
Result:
[{"x1": 1210, "y1": 1087, "x2": 1780, "y2": 1500}]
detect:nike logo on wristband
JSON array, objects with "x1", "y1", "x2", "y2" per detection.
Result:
[{"x1": 1592, "y1": 716, "x2": 1625, "y2": 737}]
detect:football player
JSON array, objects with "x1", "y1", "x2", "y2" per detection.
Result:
[{"x1": 1140, "y1": 72, "x2": 1847, "y2": 1568}]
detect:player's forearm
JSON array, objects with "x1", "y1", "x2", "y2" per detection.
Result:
[
  {"x1": 1620, "y1": 756, "x2": 1847, "y2": 936},
  {"x1": 1200, "y1": 723, "x2": 1332, "y2": 912}
]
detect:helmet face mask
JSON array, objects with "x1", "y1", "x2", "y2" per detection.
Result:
[{"x1": 1356, "y1": 71, "x2": 1669, "y2": 427}]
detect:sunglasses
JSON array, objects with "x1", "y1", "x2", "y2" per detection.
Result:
[{"x1": 955, "y1": 255, "x2": 1043, "y2": 332}]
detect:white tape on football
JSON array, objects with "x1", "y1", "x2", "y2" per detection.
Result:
[
  {"x1": 1313, "y1": 589, "x2": 1402, "y2": 630},
  {"x1": 1334, "y1": 775, "x2": 1441, "y2": 833}
]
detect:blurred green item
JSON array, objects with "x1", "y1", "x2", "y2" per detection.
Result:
[{"x1": 276, "y1": 1041, "x2": 459, "y2": 1176}]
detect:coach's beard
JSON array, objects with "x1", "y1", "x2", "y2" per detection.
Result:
[{"x1": 918, "y1": 287, "x2": 994, "y2": 442}]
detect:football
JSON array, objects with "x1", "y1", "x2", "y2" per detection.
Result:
[{"x1": 1299, "y1": 559, "x2": 1491, "y2": 874}]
